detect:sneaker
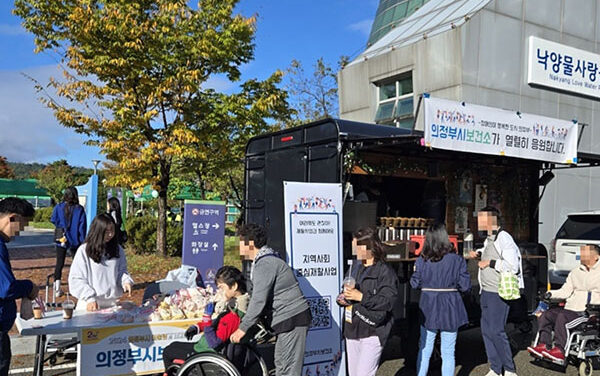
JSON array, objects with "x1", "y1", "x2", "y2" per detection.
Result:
[
  {"x1": 542, "y1": 347, "x2": 565, "y2": 363},
  {"x1": 527, "y1": 343, "x2": 548, "y2": 358},
  {"x1": 484, "y1": 370, "x2": 500, "y2": 376},
  {"x1": 505, "y1": 371, "x2": 518, "y2": 376}
]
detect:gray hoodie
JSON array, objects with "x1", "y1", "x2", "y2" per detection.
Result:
[{"x1": 239, "y1": 246, "x2": 309, "y2": 332}]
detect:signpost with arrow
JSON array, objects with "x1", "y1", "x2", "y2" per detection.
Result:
[{"x1": 182, "y1": 200, "x2": 226, "y2": 289}]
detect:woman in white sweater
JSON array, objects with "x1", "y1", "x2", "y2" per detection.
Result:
[{"x1": 68, "y1": 213, "x2": 133, "y2": 311}]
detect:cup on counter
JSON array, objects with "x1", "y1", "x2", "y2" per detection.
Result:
[
  {"x1": 62, "y1": 299, "x2": 75, "y2": 319},
  {"x1": 343, "y1": 276, "x2": 356, "y2": 291},
  {"x1": 32, "y1": 301, "x2": 43, "y2": 320}
]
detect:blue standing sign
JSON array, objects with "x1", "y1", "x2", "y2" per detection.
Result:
[{"x1": 182, "y1": 200, "x2": 226, "y2": 289}]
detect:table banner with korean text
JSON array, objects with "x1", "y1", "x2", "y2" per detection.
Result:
[
  {"x1": 182, "y1": 200, "x2": 226, "y2": 289},
  {"x1": 283, "y1": 182, "x2": 346, "y2": 376},
  {"x1": 528, "y1": 36, "x2": 600, "y2": 100},
  {"x1": 78, "y1": 319, "x2": 197, "y2": 375},
  {"x1": 423, "y1": 96, "x2": 578, "y2": 164}
]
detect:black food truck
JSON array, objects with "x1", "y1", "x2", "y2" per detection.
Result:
[{"x1": 243, "y1": 117, "x2": 586, "y2": 357}]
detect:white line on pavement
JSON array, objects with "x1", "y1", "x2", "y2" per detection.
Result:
[{"x1": 9, "y1": 363, "x2": 75, "y2": 375}]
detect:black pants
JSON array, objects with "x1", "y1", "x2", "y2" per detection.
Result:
[
  {"x1": 54, "y1": 245, "x2": 77, "y2": 281},
  {"x1": 163, "y1": 342, "x2": 197, "y2": 371},
  {"x1": 0, "y1": 331, "x2": 11, "y2": 376},
  {"x1": 538, "y1": 307, "x2": 585, "y2": 351}
]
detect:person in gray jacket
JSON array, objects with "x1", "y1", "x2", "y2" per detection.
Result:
[{"x1": 230, "y1": 223, "x2": 311, "y2": 376}]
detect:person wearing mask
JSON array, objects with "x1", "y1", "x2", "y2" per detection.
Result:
[
  {"x1": 50, "y1": 187, "x2": 86, "y2": 297},
  {"x1": 411, "y1": 223, "x2": 470, "y2": 376},
  {"x1": 162, "y1": 266, "x2": 249, "y2": 374},
  {"x1": 107, "y1": 197, "x2": 127, "y2": 245},
  {"x1": 229, "y1": 223, "x2": 311, "y2": 376},
  {"x1": 0, "y1": 198, "x2": 38, "y2": 376},
  {"x1": 68, "y1": 213, "x2": 133, "y2": 311},
  {"x1": 336, "y1": 227, "x2": 398, "y2": 376},
  {"x1": 527, "y1": 244, "x2": 600, "y2": 363},
  {"x1": 469, "y1": 207, "x2": 523, "y2": 376}
]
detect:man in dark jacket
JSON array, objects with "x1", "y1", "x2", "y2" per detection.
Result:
[
  {"x1": 230, "y1": 223, "x2": 311, "y2": 376},
  {"x1": 0, "y1": 198, "x2": 38, "y2": 376}
]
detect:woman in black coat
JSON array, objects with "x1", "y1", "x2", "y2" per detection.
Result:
[{"x1": 337, "y1": 227, "x2": 399, "y2": 376}]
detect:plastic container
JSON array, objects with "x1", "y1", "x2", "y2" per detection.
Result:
[
  {"x1": 62, "y1": 299, "x2": 74, "y2": 319},
  {"x1": 411, "y1": 234, "x2": 459, "y2": 256}
]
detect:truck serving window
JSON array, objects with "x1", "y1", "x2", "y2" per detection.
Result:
[{"x1": 556, "y1": 215, "x2": 600, "y2": 240}]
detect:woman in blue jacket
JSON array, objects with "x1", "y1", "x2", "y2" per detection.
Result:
[
  {"x1": 410, "y1": 223, "x2": 471, "y2": 376},
  {"x1": 50, "y1": 187, "x2": 86, "y2": 297}
]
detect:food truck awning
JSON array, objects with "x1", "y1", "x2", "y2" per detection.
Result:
[
  {"x1": 246, "y1": 118, "x2": 422, "y2": 156},
  {"x1": 247, "y1": 117, "x2": 600, "y2": 169}
]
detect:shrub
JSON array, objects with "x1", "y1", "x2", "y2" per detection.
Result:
[
  {"x1": 33, "y1": 206, "x2": 54, "y2": 223},
  {"x1": 125, "y1": 216, "x2": 183, "y2": 257},
  {"x1": 224, "y1": 224, "x2": 237, "y2": 236}
]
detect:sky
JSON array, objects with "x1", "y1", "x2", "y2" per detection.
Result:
[{"x1": 0, "y1": 0, "x2": 378, "y2": 168}]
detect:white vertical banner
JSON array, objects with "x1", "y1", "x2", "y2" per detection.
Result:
[{"x1": 284, "y1": 182, "x2": 346, "y2": 376}]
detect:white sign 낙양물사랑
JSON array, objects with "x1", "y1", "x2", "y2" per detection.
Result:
[
  {"x1": 423, "y1": 96, "x2": 578, "y2": 164},
  {"x1": 527, "y1": 36, "x2": 600, "y2": 100},
  {"x1": 284, "y1": 181, "x2": 346, "y2": 376}
]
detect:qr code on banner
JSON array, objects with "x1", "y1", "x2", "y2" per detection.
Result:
[{"x1": 307, "y1": 296, "x2": 331, "y2": 330}]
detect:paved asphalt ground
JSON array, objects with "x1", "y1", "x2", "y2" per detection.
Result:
[
  {"x1": 9, "y1": 321, "x2": 589, "y2": 375},
  {"x1": 7, "y1": 231, "x2": 594, "y2": 375}
]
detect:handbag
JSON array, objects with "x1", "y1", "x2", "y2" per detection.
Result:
[
  {"x1": 354, "y1": 304, "x2": 388, "y2": 326},
  {"x1": 54, "y1": 227, "x2": 66, "y2": 246},
  {"x1": 498, "y1": 271, "x2": 520, "y2": 300},
  {"x1": 494, "y1": 232, "x2": 521, "y2": 300}
]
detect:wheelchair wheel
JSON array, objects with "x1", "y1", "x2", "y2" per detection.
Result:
[
  {"x1": 238, "y1": 346, "x2": 269, "y2": 376},
  {"x1": 177, "y1": 353, "x2": 241, "y2": 376},
  {"x1": 579, "y1": 359, "x2": 593, "y2": 376}
]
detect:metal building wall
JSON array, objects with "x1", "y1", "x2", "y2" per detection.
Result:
[{"x1": 338, "y1": 0, "x2": 600, "y2": 248}]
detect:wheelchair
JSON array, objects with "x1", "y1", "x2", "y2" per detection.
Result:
[
  {"x1": 530, "y1": 300, "x2": 600, "y2": 376},
  {"x1": 165, "y1": 323, "x2": 274, "y2": 376}
]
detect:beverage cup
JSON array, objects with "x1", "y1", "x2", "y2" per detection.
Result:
[
  {"x1": 32, "y1": 301, "x2": 43, "y2": 320},
  {"x1": 62, "y1": 300, "x2": 75, "y2": 319},
  {"x1": 343, "y1": 276, "x2": 356, "y2": 291}
]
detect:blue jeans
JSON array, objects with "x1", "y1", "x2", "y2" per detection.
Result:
[{"x1": 416, "y1": 326, "x2": 457, "y2": 376}]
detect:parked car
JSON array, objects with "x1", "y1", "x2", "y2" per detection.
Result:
[{"x1": 548, "y1": 210, "x2": 600, "y2": 286}]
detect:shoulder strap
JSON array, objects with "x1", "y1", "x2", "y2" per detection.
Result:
[{"x1": 493, "y1": 230, "x2": 521, "y2": 276}]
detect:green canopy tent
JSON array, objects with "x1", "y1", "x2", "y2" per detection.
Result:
[{"x1": 0, "y1": 178, "x2": 51, "y2": 207}]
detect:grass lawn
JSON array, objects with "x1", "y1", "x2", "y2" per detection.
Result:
[
  {"x1": 30, "y1": 221, "x2": 54, "y2": 229},
  {"x1": 224, "y1": 236, "x2": 242, "y2": 269}
]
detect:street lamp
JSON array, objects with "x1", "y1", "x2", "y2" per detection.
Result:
[{"x1": 92, "y1": 160, "x2": 101, "y2": 175}]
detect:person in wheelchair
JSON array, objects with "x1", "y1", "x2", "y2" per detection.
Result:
[
  {"x1": 527, "y1": 244, "x2": 600, "y2": 363},
  {"x1": 162, "y1": 266, "x2": 249, "y2": 374}
]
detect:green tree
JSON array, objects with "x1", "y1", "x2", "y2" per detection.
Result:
[
  {"x1": 285, "y1": 57, "x2": 348, "y2": 124},
  {"x1": 36, "y1": 160, "x2": 87, "y2": 203},
  {"x1": 7, "y1": 162, "x2": 45, "y2": 179},
  {"x1": 0, "y1": 156, "x2": 15, "y2": 179},
  {"x1": 15, "y1": 0, "x2": 292, "y2": 256}
]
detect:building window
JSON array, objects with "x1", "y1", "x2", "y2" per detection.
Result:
[{"x1": 374, "y1": 74, "x2": 413, "y2": 128}]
